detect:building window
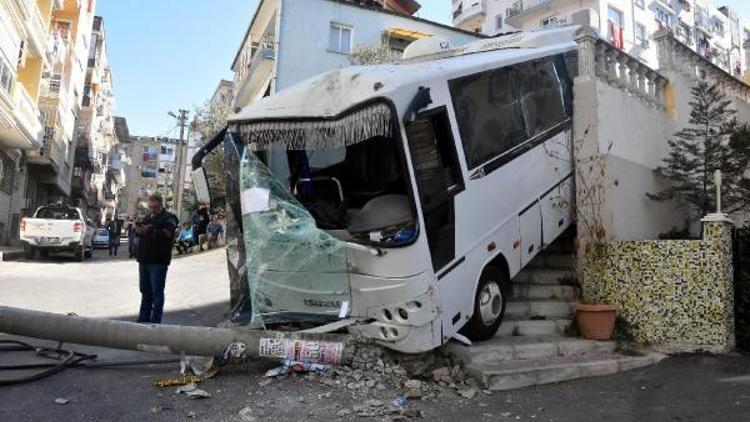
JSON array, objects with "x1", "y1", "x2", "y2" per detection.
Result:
[
  {"x1": 608, "y1": 6, "x2": 624, "y2": 27},
  {"x1": 608, "y1": 6, "x2": 625, "y2": 49},
  {"x1": 635, "y1": 23, "x2": 647, "y2": 46},
  {"x1": 496, "y1": 15, "x2": 503, "y2": 30},
  {"x1": 540, "y1": 16, "x2": 559, "y2": 29},
  {"x1": 329, "y1": 23, "x2": 353, "y2": 54},
  {"x1": 633, "y1": 0, "x2": 644, "y2": 9},
  {"x1": 654, "y1": 6, "x2": 674, "y2": 28},
  {"x1": 0, "y1": 59, "x2": 13, "y2": 95}
]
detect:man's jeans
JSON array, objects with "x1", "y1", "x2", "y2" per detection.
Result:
[{"x1": 138, "y1": 263, "x2": 169, "y2": 323}]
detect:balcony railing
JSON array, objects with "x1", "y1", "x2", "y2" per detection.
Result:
[
  {"x1": 506, "y1": 0, "x2": 553, "y2": 20},
  {"x1": 46, "y1": 31, "x2": 69, "y2": 68},
  {"x1": 13, "y1": 84, "x2": 43, "y2": 145},
  {"x1": 23, "y1": 0, "x2": 48, "y2": 54},
  {"x1": 455, "y1": 1, "x2": 486, "y2": 24}
]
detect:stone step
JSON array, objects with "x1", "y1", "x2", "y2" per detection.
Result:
[
  {"x1": 446, "y1": 335, "x2": 617, "y2": 366},
  {"x1": 512, "y1": 283, "x2": 578, "y2": 301},
  {"x1": 513, "y1": 268, "x2": 577, "y2": 285},
  {"x1": 528, "y1": 252, "x2": 575, "y2": 269},
  {"x1": 497, "y1": 318, "x2": 572, "y2": 337},
  {"x1": 506, "y1": 301, "x2": 573, "y2": 320},
  {"x1": 463, "y1": 352, "x2": 666, "y2": 391}
]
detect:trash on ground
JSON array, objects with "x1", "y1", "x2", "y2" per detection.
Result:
[
  {"x1": 53, "y1": 398, "x2": 69, "y2": 405},
  {"x1": 238, "y1": 406, "x2": 256, "y2": 422},
  {"x1": 265, "y1": 359, "x2": 331, "y2": 377},
  {"x1": 176, "y1": 382, "x2": 211, "y2": 399}
]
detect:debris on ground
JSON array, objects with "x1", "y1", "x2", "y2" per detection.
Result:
[
  {"x1": 238, "y1": 406, "x2": 256, "y2": 421},
  {"x1": 265, "y1": 359, "x2": 331, "y2": 377},
  {"x1": 53, "y1": 398, "x2": 69, "y2": 405},
  {"x1": 149, "y1": 403, "x2": 173, "y2": 414},
  {"x1": 175, "y1": 382, "x2": 211, "y2": 399}
]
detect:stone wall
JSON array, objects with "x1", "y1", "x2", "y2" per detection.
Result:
[{"x1": 582, "y1": 216, "x2": 735, "y2": 350}]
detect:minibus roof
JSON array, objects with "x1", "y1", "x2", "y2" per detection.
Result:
[{"x1": 229, "y1": 25, "x2": 582, "y2": 125}]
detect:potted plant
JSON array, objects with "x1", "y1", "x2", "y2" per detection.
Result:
[
  {"x1": 568, "y1": 131, "x2": 619, "y2": 341},
  {"x1": 572, "y1": 302, "x2": 619, "y2": 340}
]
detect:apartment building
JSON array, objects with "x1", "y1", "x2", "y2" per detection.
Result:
[
  {"x1": 452, "y1": 0, "x2": 750, "y2": 77},
  {"x1": 0, "y1": 0, "x2": 98, "y2": 245},
  {"x1": 71, "y1": 15, "x2": 124, "y2": 223},
  {"x1": 118, "y1": 136, "x2": 180, "y2": 219},
  {"x1": 232, "y1": 0, "x2": 481, "y2": 108}
]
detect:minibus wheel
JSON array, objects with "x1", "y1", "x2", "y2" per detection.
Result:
[{"x1": 461, "y1": 266, "x2": 509, "y2": 341}]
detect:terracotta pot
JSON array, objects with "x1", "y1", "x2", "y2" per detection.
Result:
[{"x1": 572, "y1": 303, "x2": 619, "y2": 340}]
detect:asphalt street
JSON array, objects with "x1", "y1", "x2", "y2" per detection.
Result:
[{"x1": 1, "y1": 248, "x2": 749, "y2": 421}]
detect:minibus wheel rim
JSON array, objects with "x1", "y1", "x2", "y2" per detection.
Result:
[{"x1": 479, "y1": 283, "x2": 503, "y2": 325}]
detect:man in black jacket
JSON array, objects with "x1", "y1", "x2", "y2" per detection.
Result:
[{"x1": 135, "y1": 194, "x2": 178, "y2": 323}]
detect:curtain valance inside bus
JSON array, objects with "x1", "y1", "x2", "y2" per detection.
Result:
[{"x1": 230, "y1": 102, "x2": 393, "y2": 151}]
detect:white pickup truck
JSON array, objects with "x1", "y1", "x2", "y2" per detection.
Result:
[{"x1": 19, "y1": 205, "x2": 95, "y2": 261}]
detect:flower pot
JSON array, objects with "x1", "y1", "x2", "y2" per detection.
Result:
[{"x1": 572, "y1": 303, "x2": 619, "y2": 340}]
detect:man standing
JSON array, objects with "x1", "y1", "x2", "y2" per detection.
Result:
[
  {"x1": 106, "y1": 218, "x2": 120, "y2": 256},
  {"x1": 135, "y1": 194, "x2": 178, "y2": 324},
  {"x1": 192, "y1": 204, "x2": 210, "y2": 251},
  {"x1": 127, "y1": 217, "x2": 137, "y2": 259}
]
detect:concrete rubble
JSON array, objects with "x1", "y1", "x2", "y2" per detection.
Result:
[{"x1": 249, "y1": 343, "x2": 489, "y2": 419}]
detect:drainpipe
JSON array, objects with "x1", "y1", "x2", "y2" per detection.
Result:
[{"x1": 0, "y1": 305, "x2": 358, "y2": 365}]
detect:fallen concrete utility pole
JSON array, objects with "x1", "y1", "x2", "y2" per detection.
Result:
[{"x1": 0, "y1": 306, "x2": 358, "y2": 365}]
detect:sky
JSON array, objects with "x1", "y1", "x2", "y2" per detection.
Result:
[
  {"x1": 98, "y1": 0, "x2": 749, "y2": 137},
  {"x1": 97, "y1": 0, "x2": 450, "y2": 137}
]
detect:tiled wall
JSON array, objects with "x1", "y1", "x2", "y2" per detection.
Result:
[{"x1": 582, "y1": 217, "x2": 735, "y2": 348}]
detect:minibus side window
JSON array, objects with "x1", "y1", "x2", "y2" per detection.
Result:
[
  {"x1": 449, "y1": 66, "x2": 526, "y2": 169},
  {"x1": 405, "y1": 108, "x2": 465, "y2": 271},
  {"x1": 519, "y1": 60, "x2": 567, "y2": 138},
  {"x1": 406, "y1": 109, "x2": 464, "y2": 209}
]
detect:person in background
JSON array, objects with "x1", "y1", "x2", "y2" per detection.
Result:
[
  {"x1": 192, "y1": 204, "x2": 210, "y2": 251},
  {"x1": 206, "y1": 215, "x2": 224, "y2": 249},
  {"x1": 135, "y1": 194, "x2": 178, "y2": 324},
  {"x1": 127, "y1": 217, "x2": 137, "y2": 259},
  {"x1": 106, "y1": 218, "x2": 120, "y2": 256},
  {"x1": 176, "y1": 222, "x2": 194, "y2": 255}
]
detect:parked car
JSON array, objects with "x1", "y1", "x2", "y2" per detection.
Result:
[
  {"x1": 92, "y1": 228, "x2": 110, "y2": 249},
  {"x1": 19, "y1": 204, "x2": 94, "y2": 261}
]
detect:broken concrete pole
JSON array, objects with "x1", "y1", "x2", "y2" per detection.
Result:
[{"x1": 0, "y1": 305, "x2": 358, "y2": 365}]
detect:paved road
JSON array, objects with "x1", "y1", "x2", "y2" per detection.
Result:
[
  {"x1": 1, "y1": 251, "x2": 750, "y2": 421},
  {"x1": 0, "y1": 246, "x2": 230, "y2": 323}
]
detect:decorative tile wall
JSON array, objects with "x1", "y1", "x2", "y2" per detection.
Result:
[{"x1": 582, "y1": 217, "x2": 734, "y2": 348}]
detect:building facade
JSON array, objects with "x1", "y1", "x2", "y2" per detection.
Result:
[
  {"x1": 452, "y1": 0, "x2": 750, "y2": 78},
  {"x1": 231, "y1": 0, "x2": 481, "y2": 109},
  {"x1": 0, "y1": 0, "x2": 102, "y2": 245},
  {"x1": 118, "y1": 136, "x2": 180, "y2": 220},
  {"x1": 72, "y1": 15, "x2": 125, "y2": 224}
]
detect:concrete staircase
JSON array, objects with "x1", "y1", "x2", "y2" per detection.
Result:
[{"x1": 446, "y1": 231, "x2": 665, "y2": 390}]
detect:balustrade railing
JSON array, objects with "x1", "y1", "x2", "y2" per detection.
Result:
[{"x1": 575, "y1": 27, "x2": 668, "y2": 108}]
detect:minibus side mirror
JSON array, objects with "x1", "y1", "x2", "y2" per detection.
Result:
[{"x1": 192, "y1": 167, "x2": 211, "y2": 205}]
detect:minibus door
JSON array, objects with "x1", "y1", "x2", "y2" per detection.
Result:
[{"x1": 405, "y1": 107, "x2": 467, "y2": 337}]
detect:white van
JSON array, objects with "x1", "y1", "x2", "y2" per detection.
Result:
[{"x1": 193, "y1": 27, "x2": 578, "y2": 353}]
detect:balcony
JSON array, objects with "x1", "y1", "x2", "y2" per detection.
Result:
[
  {"x1": 234, "y1": 35, "x2": 277, "y2": 107},
  {"x1": 46, "y1": 29, "x2": 70, "y2": 69},
  {"x1": 12, "y1": 84, "x2": 43, "y2": 148},
  {"x1": 21, "y1": 0, "x2": 49, "y2": 57},
  {"x1": 453, "y1": 0, "x2": 486, "y2": 30},
  {"x1": 506, "y1": 0, "x2": 565, "y2": 26},
  {"x1": 0, "y1": 82, "x2": 44, "y2": 149}
]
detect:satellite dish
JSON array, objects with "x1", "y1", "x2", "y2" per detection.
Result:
[{"x1": 402, "y1": 36, "x2": 452, "y2": 60}]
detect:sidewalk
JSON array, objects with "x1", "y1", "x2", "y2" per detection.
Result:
[{"x1": 0, "y1": 245, "x2": 23, "y2": 261}]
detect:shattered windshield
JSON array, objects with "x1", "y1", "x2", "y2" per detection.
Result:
[{"x1": 239, "y1": 148, "x2": 350, "y2": 324}]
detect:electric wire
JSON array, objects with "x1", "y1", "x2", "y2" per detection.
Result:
[{"x1": 0, "y1": 340, "x2": 182, "y2": 386}]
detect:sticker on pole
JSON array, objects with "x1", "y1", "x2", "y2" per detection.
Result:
[{"x1": 258, "y1": 338, "x2": 344, "y2": 364}]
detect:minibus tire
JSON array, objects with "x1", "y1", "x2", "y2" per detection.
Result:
[{"x1": 461, "y1": 266, "x2": 509, "y2": 341}]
